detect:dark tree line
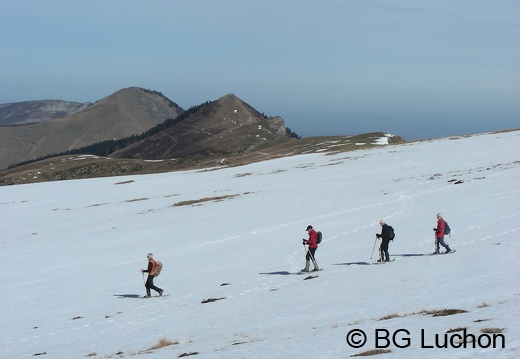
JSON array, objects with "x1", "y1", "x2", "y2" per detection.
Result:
[
  {"x1": 7, "y1": 101, "x2": 209, "y2": 169},
  {"x1": 7, "y1": 99, "x2": 300, "y2": 169}
]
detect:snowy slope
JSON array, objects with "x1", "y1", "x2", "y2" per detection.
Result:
[{"x1": 1, "y1": 131, "x2": 519, "y2": 359}]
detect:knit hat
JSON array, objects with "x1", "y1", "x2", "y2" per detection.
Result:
[
  {"x1": 306, "y1": 225, "x2": 313, "y2": 231},
  {"x1": 147, "y1": 253, "x2": 153, "y2": 258}
]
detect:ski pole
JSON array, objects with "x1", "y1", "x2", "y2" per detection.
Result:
[
  {"x1": 370, "y1": 236, "x2": 378, "y2": 260},
  {"x1": 307, "y1": 246, "x2": 318, "y2": 268}
]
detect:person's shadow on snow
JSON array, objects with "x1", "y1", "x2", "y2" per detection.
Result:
[{"x1": 113, "y1": 294, "x2": 142, "y2": 299}]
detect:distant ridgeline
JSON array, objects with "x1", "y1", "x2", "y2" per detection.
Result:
[{"x1": 7, "y1": 101, "x2": 299, "y2": 169}]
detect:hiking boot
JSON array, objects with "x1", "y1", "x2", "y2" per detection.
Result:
[
  {"x1": 312, "y1": 267, "x2": 320, "y2": 271},
  {"x1": 300, "y1": 268, "x2": 310, "y2": 272},
  {"x1": 159, "y1": 289, "x2": 164, "y2": 296},
  {"x1": 446, "y1": 247, "x2": 451, "y2": 253},
  {"x1": 142, "y1": 295, "x2": 150, "y2": 298}
]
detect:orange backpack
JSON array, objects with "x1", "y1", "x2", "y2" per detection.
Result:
[{"x1": 152, "y1": 260, "x2": 163, "y2": 276}]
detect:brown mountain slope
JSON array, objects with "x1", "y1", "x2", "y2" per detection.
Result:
[
  {"x1": 110, "y1": 93, "x2": 292, "y2": 161},
  {"x1": 0, "y1": 87, "x2": 183, "y2": 170},
  {"x1": 0, "y1": 132, "x2": 406, "y2": 186}
]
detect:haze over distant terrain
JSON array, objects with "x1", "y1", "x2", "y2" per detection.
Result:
[{"x1": 2, "y1": 1, "x2": 519, "y2": 139}]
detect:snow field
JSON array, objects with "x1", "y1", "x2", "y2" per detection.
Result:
[{"x1": 1, "y1": 131, "x2": 519, "y2": 358}]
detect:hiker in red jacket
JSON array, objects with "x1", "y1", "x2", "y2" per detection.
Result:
[
  {"x1": 301, "y1": 225, "x2": 319, "y2": 272},
  {"x1": 433, "y1": 213, "x2": 451, "y2": 254},
  {"x1": 141, "y1": 253, "x2": 163, "y2": 298}
]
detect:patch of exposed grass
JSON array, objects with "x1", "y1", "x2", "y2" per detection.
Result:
[
  {"x1": 178, "y1": 352, "x2": 199, "y2": 357},
  {"x1": 350, "y1": 349, "x2": 391, "y2": 356},
  {"x1": 201, "y1": 297, "x2": 226, "y2": 304},
  {"x1": 115, "y1": 180, "x2": 135, "y2": 185},
  {"x1": 148, "y1": 338, "x2": 179, "y2": 351},
  {"x1": 481, "y1": 327, "x2": 504, "y2": 334},
  {"x1": 377, "y1": 313, "x2": 402, "y2": 321},
  {"x1": 172, "y1": 194, "x2": 239, "y2": 207},
  {"x1": 418, "y1": 308, "x2": 468, "y2": 317},
  {"x1": 446, "y1": 327, "x2": 467, "y2": 333},
  {"x1": 125, "y1": 197, "x2": 148, "y2": 202},
  {"x1": 87, "y1": 202, "x2": 108, "y2": 207}
]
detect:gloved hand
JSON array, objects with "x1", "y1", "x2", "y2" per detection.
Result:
[
  {"x1": 302, "y1": 239, "x2": 308, "y2": 245},
  {"x1": 376, "y1": 234, "x2": 381, "y2": 238}
]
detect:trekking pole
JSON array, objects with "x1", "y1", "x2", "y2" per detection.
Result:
[
  {"x1": 307, "y1": 245, "x2": 318, "y2": 267},
  {"x1": 370, "y1": 236, "x2": 378, "y2": 260}
]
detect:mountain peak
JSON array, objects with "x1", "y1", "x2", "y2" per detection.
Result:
[{"x1": 111, "y1": 94, "x2": 293, "y2": 161}]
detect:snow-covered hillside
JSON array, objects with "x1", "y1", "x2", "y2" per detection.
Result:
[{"x1": 1, "y1": 131, "x2": 519, "y2": 359}]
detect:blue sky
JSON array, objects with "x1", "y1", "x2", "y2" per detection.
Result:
[{"x1": 1, "y1": 0, "x2": 519, "y2": 140}]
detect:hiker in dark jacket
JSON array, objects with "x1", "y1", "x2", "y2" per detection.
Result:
[
  {"x1": 433, "y1": 213, "x2": 451, "y2": 254},
  {"x1": 301, "y1": 225, "x2": 319, "y2": 272},
  {"x1": 141, "y1": 253, "x2": 163, "y2": 298},
  {"x1": 376, "y1": 219, "x2": 391, "y2": 262}
]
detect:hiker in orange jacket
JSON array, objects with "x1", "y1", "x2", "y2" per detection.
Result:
[
  {"x1": 301, "y1": 225, "x2": 319, "y2": 272},
  {"x1": 141, "y1": 253, "x2": 163, "y2": 298}
]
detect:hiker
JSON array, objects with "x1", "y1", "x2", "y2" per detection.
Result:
[
  {"x1": 376, "y1": 219, "x2": 391, "y2": 262},
  {"x1": 433, "y1": 213, "x2": 451, "y2": 254},
  {"x1": 301, "y1": 225, "x2": 319, "y2": 272},
  {"x1": 141, "y1": 253, "x2": 163, "y2": 298}
]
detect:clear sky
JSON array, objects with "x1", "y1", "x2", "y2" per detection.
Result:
[{"x1": 1, "y1": 0, "x2": 519, "y2": 140}]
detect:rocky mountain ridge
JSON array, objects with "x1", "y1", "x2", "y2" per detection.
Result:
[{"x1": 0, "y1": 87, "x2": 183, "y2": 170}]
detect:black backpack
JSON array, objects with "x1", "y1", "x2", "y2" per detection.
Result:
[
  {"x1": 388, "y1": 226, "x2": 395, "y2": 240},
  {"x1": 316, "y1": 231, "x2": 322, "y2": 244},
  {"x1": 444, "y1": 222, "x2": 451, "y2": 235}
]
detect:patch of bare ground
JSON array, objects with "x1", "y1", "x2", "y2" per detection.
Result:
[
  {"x1": 481, "y1": 327, "x2": 504, "y2": 334},
  {"x1": 377, "y1": 313, "x2": 402, "y2": 321},
  {"x1": 178, "y1": 352, "x2": 199, "y2": 357},
  {"x1": 87, "y1": 202, "x2": 108, "y2": 207},
  {"x1": 474, "y1": 319, "x2": 491, "y2": 323},
  {"x1": 201, "y1": 297, "x2": 226, "y2": 304},
  {"x1": 148, "y1": 338, "x2": 179, "y2": 350},
  {"x1": 172, "y1": 194, "x2": 239, "y2": 207},
  {"x1": 115, "y1": 180, "x2": 135, "y2": 185},
  {"x1": 350, "y1": 349, "x2": 391, "y2": 356},
  {"x1": 417, "y1": 308, "x2": 468, "y2": 317},
  {"x1": 446, "y1": 327, "x2": 467, "y2": 333},
  {"x1": 125, "y1": 198, "x2": 148, "y2": 202}
]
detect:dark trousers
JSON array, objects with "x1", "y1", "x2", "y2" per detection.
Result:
[
  {"x1": 380, "y1": 240, "x2": 390, "y2": 261},
  {"x1": 306, "y1": 247, "x2": 318, "y2": 267},
  {"x1": 145, "y1": 275, "x2": 162, "y2": 296}
]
